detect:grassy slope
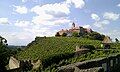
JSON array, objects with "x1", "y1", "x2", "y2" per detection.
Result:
[{"x1": 16, "y1": 37, "x2": 102, "y2": 60}]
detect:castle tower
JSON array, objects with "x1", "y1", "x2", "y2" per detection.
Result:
[{"x1": 72, "y1": 22, "x2": 75, "y2": 28}]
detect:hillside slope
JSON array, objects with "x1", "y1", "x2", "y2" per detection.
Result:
[
  {"x1": 17, "y1": 37, "x2": 101, "y2": 60},
  {"x1": 16, "y1": 37, "x2": 120, "y2": 72}
]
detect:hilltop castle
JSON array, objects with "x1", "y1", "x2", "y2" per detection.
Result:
[{"x1": 57, "y1": 22, "x2": 93, "y2": 36}]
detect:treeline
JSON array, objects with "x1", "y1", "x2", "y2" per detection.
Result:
[
  {"x1": 55, "y1": 31, "x2": 105, "y2": 41},
  {"x1": 0, "y1": 36, "x2": 23, "y2": 72}
]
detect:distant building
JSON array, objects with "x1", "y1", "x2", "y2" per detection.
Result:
[
  {"x1": 102, "y1": 36, "x2": 112, "y2": 49},
  {"x1": 57, "y1": 22, "x2": 92, "y2": 36},
  {"x1": 102, "y1": 36, "x2": 112, "y2": 44}
]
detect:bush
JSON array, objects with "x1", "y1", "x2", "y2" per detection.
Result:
[
  {"x1": 72, "y1": 32, "x2": 79, "y2": 37},
  {"x1": 61, "y1": 33, "x2": 67, "y2": 37},
  {"x1": 55, "y1": 32, "x2": 61, "y2": 37},
  {"x1": 0, "y1": 36, "x2": 10, "y2": 72},
  {"x1": 80, "y1": 45, "x2": 95, "y2": 50}
]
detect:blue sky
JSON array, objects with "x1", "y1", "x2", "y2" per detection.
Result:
[{"x1": 0, "y1": 0, "x2": 120, "y2": 45}]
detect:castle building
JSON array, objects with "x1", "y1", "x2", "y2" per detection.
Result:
[{"x1": 58, "y1": 22, "x2": 92, "y2": 36}]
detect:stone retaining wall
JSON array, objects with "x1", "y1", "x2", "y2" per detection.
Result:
[{"x1": 58, "y1": 53, "x2": 120, "y2": 72}]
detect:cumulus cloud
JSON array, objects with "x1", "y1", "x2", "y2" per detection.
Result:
[
  {"x1": 117, "y1": 4, "x2": 120, "y2": 7},
  {"x1": 14, "y1": 20, "x2": 31, "y2": 27},
  {"x1": 83, "y1": 24, "x2": 91, "y2": 28},
  {"x1": 31, "y1": 2, "x2": 71, "y2": 25},
  {"x1": 103, "y1": 12, "x2": 120, "y2": 21},
  {"x1": 66, "y1": 0, "x2": 85, "y2": 8},
  {"x1": 53, "y1": 18, "x2": 70, "y2": 25},
  {"x1": 93, "y1": 20, "x2": 110, "y2": 28},
  {"x1": 13, "y1": 5, "x2": 28, "y2": 14},
  {"x1": 24, "y1": 26, "x2": 57, "y2": 37},
  {"x1": 0, "y1": 18, "x2": 9, "y2": 24},
  {"x1": 21, "y1": 0, "x2": 38, "y2": 3},
  {"x1": 0, "y1": 32, "x2": 33, "y2": 45},
  {"x1": 91, "y1": 12, "x2": 120, "y2": 28},
  {"x1": 31, "y1": 0, "x2": 85, "y2": 25},
  {"x1": 22, "y1": 0, "x2": 26, "y2": 3},
  {"x1": 31, "y1": 3, "x2": 70, "y2": 16},
  {"x1": 91, "y1": 13, "x2": 100, "y2": 21},
  {"x1": 23, "y1": 0, "x2": 85, "y2": 38}
]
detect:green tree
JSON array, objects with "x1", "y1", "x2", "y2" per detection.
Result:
[
  {"x1": 0, "y1": 36, "x2": 9, "y2": 72},
  {"x1": 115, "y1": 38, "x2": 119, "y2": 43},
  {"x1": 61, "y1": 33, "x2": 67, "y2": 37},
  {"x1": 89, "y1": 32, "x2": 105, "y2": 41},
  {"x1": 55, "y1": 32, "x2": 61, "y2": 37},
  {"x1": 72, "y1": 32, "x2": 79, "y2": 37}
]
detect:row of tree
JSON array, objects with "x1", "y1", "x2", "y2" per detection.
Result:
[{"x1": 55, "y1": 31, "x2": 105, "y2": 41}]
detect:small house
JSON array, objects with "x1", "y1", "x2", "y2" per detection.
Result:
[{"x1": 102, "y1": 36, "x2": 112, "y2": 49}]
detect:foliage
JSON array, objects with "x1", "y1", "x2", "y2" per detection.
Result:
[
  {"x1": 17, "y1": 37, "x2": 120, "y2": 72},
  {"x1": 55, "y1": 32, "x2": 61, "y2": 37},
  {"x1": 61, "y1": 33, "x2": 67, "y2": 37},
  {"x1": 88, "y1": 32, "x2": 105, "y2": 41},
  {"x1": 71, "y1": 31, "x2": 105, "y2": 41},
  {"x1": 16, "y1": 37, "x2": 120, "y2": 71},
  {"x1": 16, "y1": 37, "x2": 101, "y2": 69},
  {"x1": 72, "y1": 32, "x2": 79, "y2": 37},
  {"x1": 80, "y1": 45, "x2": 95, "y2": 50},
  {"x1": 44, "y1": 50, "x2": 120, "y2": 72},
  {"x1": 115, "y1": 38, "x2": 119, "y2": 43},
  {"x1": 0, "y1": 36, "x2": 10, "y2": 72}
]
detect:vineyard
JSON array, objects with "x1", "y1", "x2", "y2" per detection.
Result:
[
  {"x1": 17, "y1": 37, "x2": 102, "y2": 60},
  {"x1": 16, "y1": 37, "x2": 120, "y2": 71}
]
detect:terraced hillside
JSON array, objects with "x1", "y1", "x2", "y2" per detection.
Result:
[
  {"x1": 16, "y1": 37, "x2": 120, "y2": 71},
  {"x1": 17, "y1": 37, "x2": 102, "y2": 60}
]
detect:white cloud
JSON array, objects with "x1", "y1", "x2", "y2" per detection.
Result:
[
  {"x1": 24, "y1": 26, "x2": 57, "y2": 37},
  {"x1": 31, "y1": 3, "x2": 70, "y2": 16},
  {"x1": 83, "y1": 24, "x2": 91, "y2": 28},
  {"x1": 91, "y1": 13, "x2": 100, "y2": 21},
  {"x1": 22, "y1": 0, "x2": 26, "y2": 3},
  {"x1": 32, "y1": 15, "x2": 54, "y2": 25},
  {"x1": 91, "y1": 12, "x2": 120, "y2": 29},
  {"x1": 28, "y1": 0, "x2": 85, "y2": 38},
  {"x1": 0, "y1": 18, "x2": 9, "y2": 24},
  {"x1": 53, "y1": 18, "x2": 70, "y2": 25},
  {"x1": 31, "y1": 0, "x2": 85, "y2": 25},
  {"x1": 14, "y1": 20, "x2": 31, "y2": 27},
  {"x1": 94, "y1": 20, "x2": 110, "y2": 28},
  {"x1": 21, "y1": 0, "x2": 38, "y2": 3},
  {"x1": 117, "y1": 4, "x2": 120, "y2": 7},
  {"x1": 103, "y1": 12, "x2": 120, "y2": 21},
  {"x1": 66, "y1": 0, "x2": 85, "y2": 8},
  {"x1": 0, "y1": 32, "x2": 33, "y2": 45},
  {"x1": 13, "y1": 5, "x2": 28, "y2": 14},
  {"x1": 31, "y1": 2, "x2": 71, "y2": 25}
]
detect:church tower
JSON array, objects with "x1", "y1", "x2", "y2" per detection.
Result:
[{"x1": 72, "y1": 22, "x2": 75, "y2": 28}]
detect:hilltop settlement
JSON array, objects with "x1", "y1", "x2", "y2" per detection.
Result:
[
  {"x1": 0, "y1": 22, "x2": 120, "y2": 72},
  {"x1": 55, "y1": 22, "x2": 105, "y2": 41}
]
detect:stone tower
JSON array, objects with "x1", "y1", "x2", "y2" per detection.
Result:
[{"x1": 72, "y1": 22, "x2": 75, "y2": 28}]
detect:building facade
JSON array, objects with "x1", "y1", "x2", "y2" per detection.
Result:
[{"x1": 57, "y1": 23, "x2": 92, "y2": 36}]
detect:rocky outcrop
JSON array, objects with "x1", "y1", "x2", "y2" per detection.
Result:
[
  {"x1": 9, "y1": 57, "x2": 20, "y2": 69},
  {"x1": 32, "y1": 59, "x2": 42, "y2": 71},
  {"x1": 8, "y1": 57, "x2": 42, "y2": 72}
]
